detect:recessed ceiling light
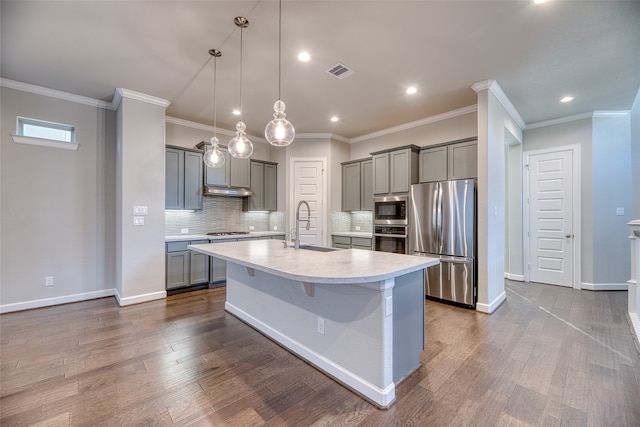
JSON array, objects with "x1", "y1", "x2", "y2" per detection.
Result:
[
  {"x1": 232, "y1": 109, "x2": 241, "y2": 115},
  {"x1": 330, "y1": 116, "x2": 339, "y2": 122},
  {"x1": 560, "y1": 96, "x2": 574, "y2": 103},
  {"x1": 533, "y1": 0, "x2": 549, "y2": 4},
  {"x1": 406, "y1": 86, "x2": 417, "y2": 95},
  {"x1": 298, "y1": 52, "x2": 311, "y2": 62}
]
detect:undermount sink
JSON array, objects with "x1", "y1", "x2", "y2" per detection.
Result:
[{"x1": 299, "y1": 245, "x2": 339, "y2": 252}]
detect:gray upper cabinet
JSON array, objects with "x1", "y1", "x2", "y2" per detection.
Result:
[
  {"x1": 341, "y1": 158, "x2": 373, "y2": 211},
  {"x1": 201, "y1": 144, "x2": 251, "y2": 189},
  {"x1": 372, "y1": 153, "x2": 390, "y2": 195},
  {"x1": 419, "y1": 146, "x2": 448, "y2": 183},
  {"x1": 361, "y1": 159, "x2": 373, "y2": 210},
  {"x1": 244, "y1": 160, "x2": 277, "y2": 211},
  {"x1": 165, "y1": 146, "x2": 203, "y2": 210},
  {"x1": 448, "y1": 140, "x2": 477, "y2": 180},
  {"x1": 418, "y1": 139, "x2": 478, "y2": 182},
  {"x1": 372, "y1": 146, "x2": 419, "y2": 195}
]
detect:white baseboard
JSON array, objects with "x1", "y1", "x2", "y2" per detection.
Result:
[
  {"x1": 225, "y1": 301, "x2": 396, "y2": 408},
  {"x1": 581, "y1": 282, "x2": 628, "y2": 291},
  {"x1": 114, "y1": 289, "x2": 166, "y2": 306},
  {"x1": 0, "y1": 289, "x2": 116, "y2": 314},
  {"x1": 504, "y1": 273, "x2": 525, "y2": 281},
  {"x1": 476, "y1": 290, "x2": 507, "y2": 314},
  {"x1": 629, "y1": 312, "x2": 640, "y2": 351}
]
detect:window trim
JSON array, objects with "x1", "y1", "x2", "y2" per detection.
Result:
[{"x1": 12, "y1": 116, "x2": 78, "y2": 151}]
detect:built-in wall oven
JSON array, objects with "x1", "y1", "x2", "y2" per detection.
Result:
[{"x1": 373, "y1": 195, "x2": 408, "y2": 254}]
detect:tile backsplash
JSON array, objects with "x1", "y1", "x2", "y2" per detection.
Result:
[
  {"x1": 331, "y1": 211, "x2": 373, "y2": 233},
  {"x1": 165, "y1": 196, "x2": 284, "y2": 235}
]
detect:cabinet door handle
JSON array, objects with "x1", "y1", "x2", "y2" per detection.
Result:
[{"x1": 565, "y1": 234, "x2": 574, "y2": 238}]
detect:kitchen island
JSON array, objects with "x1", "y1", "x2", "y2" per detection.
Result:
[{"x1": 188, "y1": 239, "x2": 438, "y2": 408}]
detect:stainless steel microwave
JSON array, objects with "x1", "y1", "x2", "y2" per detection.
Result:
[{"x1": 373, "y1": 195, "x2": 408, "y2": 225}]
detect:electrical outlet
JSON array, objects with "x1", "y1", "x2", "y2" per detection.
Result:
[
  {"x1": 181, "y1": 228, "x2": 189, "y2": 234},
  {"x1": 133, "y1": 216, "x2": 144, "y2": 226},
  {"x1": 45, "y1": 276, "x2": 54, "y2": 287},
  {"x1": 273, "y1": 226, "x2": 278, "y2": 231},
  {"x1": 249, "y1": 225, "x2": 255, "y2": 231},
  {"x1": 317, "y1": 317, "x2": 325, "y2": 335},
  {"x1": 616, "y1": 207, "x2": 624, "y2": 216},
  {"x1": 355, "y1": 226, "x2": 361, "y2": 231}
]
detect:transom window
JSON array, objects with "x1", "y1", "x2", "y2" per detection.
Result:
[{"x1": 17, "y1": 117, "x2": 75, "y2": 143}]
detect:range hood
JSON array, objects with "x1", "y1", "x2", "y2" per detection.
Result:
[
  {"x1": 204, "y1": 186, "x2": 253, "y2": 197},
  {"x1": 196, "y1": 140, "x2": 254, "y2": 197}
]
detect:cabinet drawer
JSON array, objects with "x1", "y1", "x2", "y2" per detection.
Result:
[
  {"x1": 351, "y1": 238, "x2": 372, "y2": 248},
  {"x1": 190, "y1": 240, "x2": 209, "y2": 245},
  {"x1": 333, "y1": 236, "x2": 351, "y2": 245},
  {"x1": 166, "y1": 241, "x2": 189, "y2": 253},
  {"x1": 334, "y1": 243, "x2": 351, "y2": 249}
]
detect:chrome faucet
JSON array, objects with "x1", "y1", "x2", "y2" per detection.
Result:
[{"x1": 295, "y1": 200, "x2": 311, "y2": 249}]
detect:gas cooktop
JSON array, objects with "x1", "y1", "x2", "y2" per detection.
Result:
[{"x1": 206, "y1": 231, "x2": 250, "y2": 236}]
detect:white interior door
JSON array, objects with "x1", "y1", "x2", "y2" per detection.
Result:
[
  {"x1": 292, "y1": 159, "x2": 324, "y2": 246},
  {"x1": 527, "y1": 149, "x2": 574, "y2": 287}
]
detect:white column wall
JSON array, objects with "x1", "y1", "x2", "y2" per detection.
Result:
[{"x1": 114, "y1": 89, "x2": 168, "y2": 305}]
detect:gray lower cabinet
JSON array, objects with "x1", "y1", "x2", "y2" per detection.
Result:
[
  {"x1": 166, "y1": 240, "x2": 209, "y2": 290},
  {"x1": 166, "y1": 147, "x2": 203, "y2": 210},
  {"x1": 332, "y1": 235, "x2": 372, "y2": 250},
  {"x1": 341, "y1": 158, "x2": 373, "y2": 211},
  {"x1": 419, "y1": 139, "x2": 478, "y2": 183},
  {"x1": 371, "y1": 146, "x2": 419, "y2": 195},
  {"x1": 244, "y1": 161, "x2": 278, "y2": 211}
]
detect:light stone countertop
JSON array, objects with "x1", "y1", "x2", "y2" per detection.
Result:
[
  {"x1": 189, "y1": 239, "x2": 438, "y2": 285},
  {"x1": 331, "y1": 231, "x2": 373, "y2": 238},
  {"x1": 166, "y1": 231, "x2": 286, "y2": 242}
]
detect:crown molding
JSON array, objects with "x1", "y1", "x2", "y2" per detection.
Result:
[
  {"x1": 165, "y1": 115, "x2": 266, "y2": 144},
  {"x1": 350, "y1": 105, "x2": 478, "y2": 144},
  {"x1": 524, "y1": 110, "x2": 631, "y2": 130},
  {"x1": 524, "y1": 112, "x2": 594, "y2": 130},
  {"x1": 113, "y1": 88, "x2": 170, "y2": 109},
  {"x1": 592, "y1": 110, "x2": 630, "y2": 118},
  {"x1": 296, "y1": 133, "x2": 350, "y2": 143},
  {"x1": 1, "y1": 78, "x2": 113, "y2": 110},
  {"x1": 472, "y1": 79, "x2": 526, "y2": 130}
]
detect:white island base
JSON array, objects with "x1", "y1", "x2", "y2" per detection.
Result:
[{"x1": 189, "y1": 240, "x2": 437, "y2": 408}]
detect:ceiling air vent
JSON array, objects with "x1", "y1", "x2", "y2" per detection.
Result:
[{"x1": 325, "y1": 63, "x2": 355, "y2": 80}]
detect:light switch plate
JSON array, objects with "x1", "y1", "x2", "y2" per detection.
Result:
[
  {"x1": 181, "y1": 228, "x2": 189, "y2": 234},
  {"x1": 133, "y1": 216, "x2": 144, "y2": 226},
  {"x1": 249, "y1": 225, "x2": 255, "y2": 231},
  {"x1": 133, "y1": 206, "x2": 148, "y2": 216}
]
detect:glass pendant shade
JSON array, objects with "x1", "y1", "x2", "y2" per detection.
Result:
[
  {"x1": 265, "y1": 100, "x2": 295, "y2": 146},
  {"x1": 228, "y1": 120, "x2": 253, "y2": 158},
  {"x1": 203, "y1": 136, "x2": 225, "y2": 168}
]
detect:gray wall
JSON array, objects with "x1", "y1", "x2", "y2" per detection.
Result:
[
  {"x1": 0, "y1": 87, "x2": 116, "y2": 309},
  {"x1": 350, "y1": 112, "x2": 477, "y2": 159},
  {"x1": 523, "y1": 115, "x2": 633, "y2": 286},
  {"x1": 631, "y1": 91, "x2": 640, "y2": 220}
]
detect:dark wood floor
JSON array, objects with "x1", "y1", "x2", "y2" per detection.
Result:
[{"x1": 1, "y1": 280, "x2": 639, "y2": 426}]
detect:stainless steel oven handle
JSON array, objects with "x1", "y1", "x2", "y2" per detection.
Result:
[{"x1": 374, "y1": 234, "x2": 408, "y2": 238}]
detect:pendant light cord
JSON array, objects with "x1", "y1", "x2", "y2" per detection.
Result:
[
  {"x1": 278, "y1": 0, "x2": 282, "y2": 101},
  {"x1": 213, "y1": 55, "x2": 218, "y2": 139},
  {"x1": 239, "y1": 26, "x2": 244, "y2": 122}
]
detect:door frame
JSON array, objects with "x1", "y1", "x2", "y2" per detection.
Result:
[
  {"x1": 288, "y1": 157, "x2": 328, "y2": 247},
  {"x1": 523, "y1": 144, "x2": 581, "y2": 289}
]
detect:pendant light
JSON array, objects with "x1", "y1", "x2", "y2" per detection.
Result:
[
  {"x1": 203, "y1": 49, "x2": 225, "y2": 168},
  {"x1": 228, "y1": 16, "x2": 253, "y2": 158},
  {"x1": 265, "y1": 0, "x2": 295, "y2": 146}
]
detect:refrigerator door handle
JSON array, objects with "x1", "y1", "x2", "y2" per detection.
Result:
[
  {"x1": 439, "y1": 256, "x2": 471, "y2": 264},
  {"x1": 436, "y1": 184, "x2": 443, "y2": 252}
]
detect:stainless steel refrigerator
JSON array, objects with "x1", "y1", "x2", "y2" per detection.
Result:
[{"x1": 409, "y1": 179, "x2": 476, "y2": 308}]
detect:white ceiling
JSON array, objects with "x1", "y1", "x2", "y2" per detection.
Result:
[{"x1": 2, "y1": 1, "x2": 639, "y2": 141}]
